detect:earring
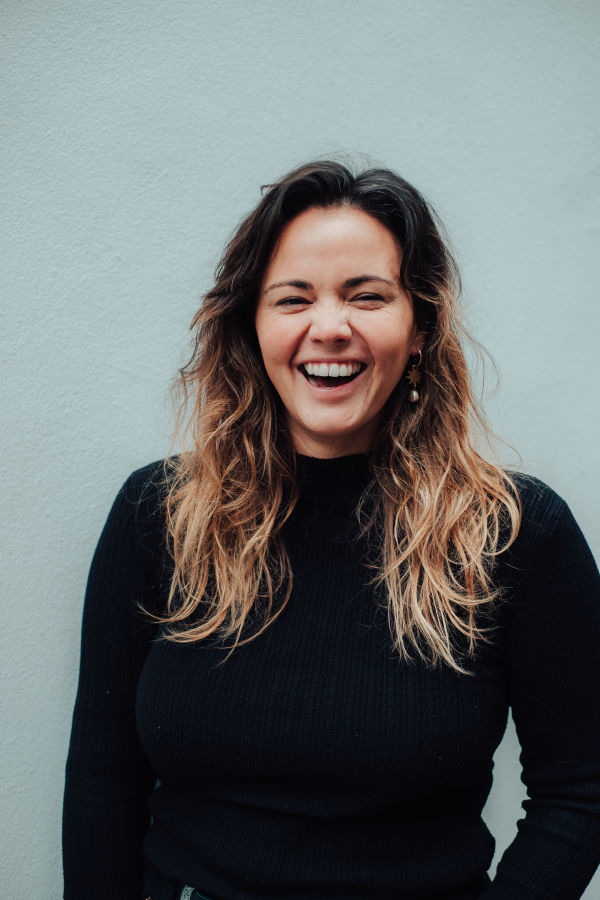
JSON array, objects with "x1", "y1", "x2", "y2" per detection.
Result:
[{"x1": 406, "y1": 349, "x2": 422, "y2": 403}]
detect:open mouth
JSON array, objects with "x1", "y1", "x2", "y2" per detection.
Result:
[{"x1": 299, "y1": 362, "x2": 367, "y2": 389}]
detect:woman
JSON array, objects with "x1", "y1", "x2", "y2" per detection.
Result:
[{"x1": 63, "y1": 161, "x2": 600, "y2": 900}]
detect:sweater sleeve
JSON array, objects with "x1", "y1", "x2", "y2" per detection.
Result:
[
  {"x1": 62, "y1": 467, "x2": 165, "y2": 899},
  {"x1": 481, "y1": 488, "x2": 600, "y2": 899}
]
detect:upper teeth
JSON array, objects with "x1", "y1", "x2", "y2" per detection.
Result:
[{"x1": 303, "y1": 362, "x2": 362, "y2": 377}]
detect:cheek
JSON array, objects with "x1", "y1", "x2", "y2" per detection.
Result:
[
  {"x1": 256, "y1": 318, "x2": 294, "y2": 367},
  {"x1": 371, "y1": 339, "x2": 413, "y2": 394},
  {"x1": 258, "y1": 337, "x2": 285, "y2": 374}
]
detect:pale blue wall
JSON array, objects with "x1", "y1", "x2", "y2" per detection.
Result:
[{"x1": 2, "y1": 1, "x2": 599, "y2": 896}]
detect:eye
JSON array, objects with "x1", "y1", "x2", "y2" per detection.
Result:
[
  {"x1": 275, "y1": 296, "x2": 310, "y2": 307},
  {"x1": 351, "y1": 293, "x2": 386, "y2": 306}
]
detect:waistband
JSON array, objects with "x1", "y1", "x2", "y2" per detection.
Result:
[{"x1": 143, "y1": 859, "x2": 213, "y2": 900}]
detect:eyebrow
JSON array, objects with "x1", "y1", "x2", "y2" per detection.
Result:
[{"x1": 262, "y1": 274, "x2": 395, "y2": 294}]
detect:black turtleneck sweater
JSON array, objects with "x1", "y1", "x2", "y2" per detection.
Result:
[{"x1": 63, "y1": 455, "x2": 600, "y2": 900}]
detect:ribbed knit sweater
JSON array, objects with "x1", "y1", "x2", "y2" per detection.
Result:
[{"x1": 63, "y1": 455, "x2": 600, "y2": 900}]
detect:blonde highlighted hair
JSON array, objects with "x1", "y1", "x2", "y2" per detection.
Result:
[{"x1": 157, "y1": 160, "x2": 520, "y2": 673}]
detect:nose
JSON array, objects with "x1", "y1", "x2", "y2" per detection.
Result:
[{"x1": 307, "y1": 302, "x2": 352, "y2": 343}]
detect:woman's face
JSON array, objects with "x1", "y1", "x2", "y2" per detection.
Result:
[{"x1": 255, "y1": 205, "x2": 423, "y2": 458}]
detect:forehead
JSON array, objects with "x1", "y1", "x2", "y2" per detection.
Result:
[{"x1": 262, "y1": 206, "x2": 402, "y2": 282}]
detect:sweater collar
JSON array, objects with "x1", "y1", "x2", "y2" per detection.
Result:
[{"x1": 295, "y1": 453, "x2": 373, "y2": 501}]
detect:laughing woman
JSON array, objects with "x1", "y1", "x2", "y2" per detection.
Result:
[{"x1": 63, "y1": 161, "x2": 600, "y2": 900}]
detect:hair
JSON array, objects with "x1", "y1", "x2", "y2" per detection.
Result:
[{"x1": 156, "y1": 159, "x2": 521, "y2": 674}]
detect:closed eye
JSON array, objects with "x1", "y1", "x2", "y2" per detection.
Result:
[
  {"x1": 275, "y1": 296, "x2": 310, "y2": 307},
  {"x1": 351, "y1": 293, "x2": 386, "y2": 305}
]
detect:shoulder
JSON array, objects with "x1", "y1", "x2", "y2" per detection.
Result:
[
  {"x1": 509, "y1": 472, "x2": 568, "y2": 537},
  {"x1": 501, "y1": 471, "x2": 597, "y2": 586},
  {"x1": 114, "y1": 457, "x2": 178, "y2": 564},
  {"x1": 120, "y1": 457, "x2": 176, "y2": 504}
]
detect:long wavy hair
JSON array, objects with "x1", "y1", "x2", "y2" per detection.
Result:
[{"x1": 158, "y1": 160, "x2": 520, "y2": 673}]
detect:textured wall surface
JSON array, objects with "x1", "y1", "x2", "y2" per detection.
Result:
[{"x1": 2, "y1": 0, "x2": 599, "y2": 896}]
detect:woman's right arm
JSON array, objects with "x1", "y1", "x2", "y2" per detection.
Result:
[{"x1": 63, "y1": 467, "x2": 164, "y2": 899}]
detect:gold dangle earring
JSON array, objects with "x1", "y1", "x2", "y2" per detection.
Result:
[{"x1": 406, "y1": 349, "x2": 423, "y2": 403}]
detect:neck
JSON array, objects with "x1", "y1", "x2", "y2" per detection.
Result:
[{"x1": 288, "y1": 424, "x2": 376, "y2": 459}]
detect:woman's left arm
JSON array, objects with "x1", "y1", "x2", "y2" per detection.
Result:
[{"x1": 482, "y1": 486, "x2": 600, "y2": 899}]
